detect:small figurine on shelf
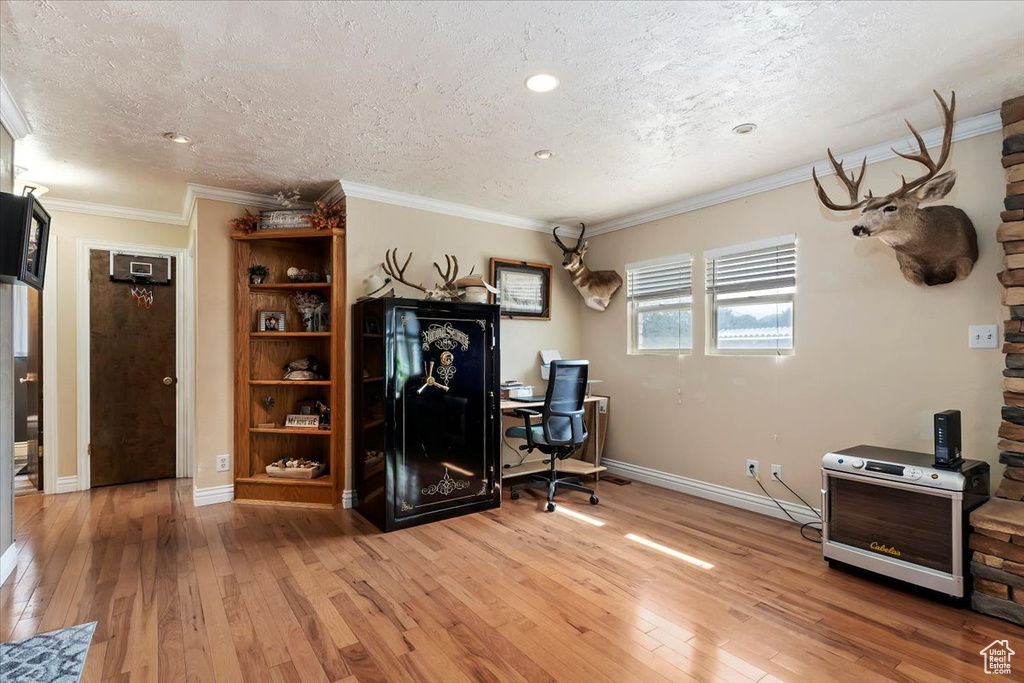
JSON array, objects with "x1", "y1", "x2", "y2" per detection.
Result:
[
  {"x1": 283, "y1": 355, "x2": 322, "y2": 381},
  {"x1": 248, "y1": 264, "x2": 269, "y2": 285},
  {"x1": 315, "y1": 400, "x2": 331, "y2": 431}
]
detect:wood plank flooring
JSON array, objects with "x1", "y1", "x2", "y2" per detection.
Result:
[{"x1": 3, "y1": 478, "x2": 1022, "y2": 682}]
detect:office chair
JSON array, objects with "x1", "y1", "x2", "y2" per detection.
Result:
[{"x1": 506, "y1": 359, "x2": 598, "y2": 511}]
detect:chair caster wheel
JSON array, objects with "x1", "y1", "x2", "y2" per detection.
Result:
[
  {"x1": 589, "y1": 495, "x2": 599, "y2": 505},
  {"x1": 510, "y1": 491, "x2": 519, "y2": 500},
  {"x1": 546, "y1": 502, "x2": 556, "y2": 512}
]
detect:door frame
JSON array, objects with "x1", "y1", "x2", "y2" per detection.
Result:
[
  {"x1": 75, "y1": 239, "x2": 194, "y2": 490},
  {"x1": 41, "y1": 246, "x2": 58, "y2": 494}
]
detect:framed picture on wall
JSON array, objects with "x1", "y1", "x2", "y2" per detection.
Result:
[{"x1": 489, "y1": 258, "x2": 552, "y2": 320}]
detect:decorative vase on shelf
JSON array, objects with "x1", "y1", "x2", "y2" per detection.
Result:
[{"x1": 250, "y1": 275, "x2": 264, "y2": 285}]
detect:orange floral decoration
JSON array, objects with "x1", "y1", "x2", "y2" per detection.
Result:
[
  {"x1": 305, "y1": 201, "x2": 346, "y2": 231},
  {"x1": 230, "y1": 208, "x2": 260, "y2": 234}
]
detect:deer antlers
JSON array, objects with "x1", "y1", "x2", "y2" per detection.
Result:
[
  {"x1": 382, "y1": 250, "x2": 473, "y2": 299},
  {"x1": 812, "y1": 90, "x2": 956, "y2": 211},
  {"x1": 383, "y1": 248, "x2": 427, "y2": 294},
  {"x1": 552, "y1": 223, "x2": 586, "y2": 253}
]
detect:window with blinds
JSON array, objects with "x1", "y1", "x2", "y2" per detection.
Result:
[
  {"x1": 626, "y1": 254, "x2": 693, "y2": 353},
  {"x1": 705, "y1": 235, "x2": 796, "y2": 354}
]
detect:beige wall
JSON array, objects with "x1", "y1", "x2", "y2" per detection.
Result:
[
  {"x1": 193, "y1": 199, "x2": 241, "y2": 490},
  {"x1": 581, "y1": 131, "x2": 1004, "y2": 504},
  {"x1": 190, "y1": 196, "x2": 582, "y2": 490},
  {"x1": 46, "y1": 210, "x2": 190, "y2": 478}
]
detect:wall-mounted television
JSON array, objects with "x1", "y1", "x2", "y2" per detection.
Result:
[{"x1": 0, "y1": 191, "x2": 51, "y2": 290}]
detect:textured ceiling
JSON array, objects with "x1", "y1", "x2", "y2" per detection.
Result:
[{"x1": 1, "y1": 0, "x2": 1022, "y2": 223}]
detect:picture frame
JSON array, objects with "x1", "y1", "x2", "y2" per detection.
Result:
[
  {"x1": 258, "y1": 310, "x2": 287, "y2": 332},
  {"x1": 489, "y1": 258, "x2": 552, "y2": 320}
]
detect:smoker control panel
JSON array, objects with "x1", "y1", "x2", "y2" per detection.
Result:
[{"x1": 823, "y1": 448, "x2": 964, "y2": 491}]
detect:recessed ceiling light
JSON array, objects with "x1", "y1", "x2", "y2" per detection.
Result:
[
  {"x1": 534, "y1": 150, "x2": 554, "y2": 160},
  {"x1": 163, "y1": 132, "x2": 192, "y2": 144},
  {"x1": 732, "y1": 123, "x2": 757, "y2": 135},
  {"x1": 525, "y1": 74, "x2": 559, "y2": 93}
]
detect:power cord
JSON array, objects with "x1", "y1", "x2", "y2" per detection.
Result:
[{"x1": 749, "y1": 464, "x2": 823, "y2": 544}]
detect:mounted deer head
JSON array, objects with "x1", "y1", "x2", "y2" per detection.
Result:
[
  {"x1": 382, "y1": 249, "x2": 472, "y2": 300},
  {"x1": 552, "y1": 223, "x2": 623, "y2": 311},
  {"x1": 812, "y1": 91, "x2": 978, "y2": 286}
]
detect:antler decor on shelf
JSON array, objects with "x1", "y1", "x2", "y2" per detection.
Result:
[{"x1": 381, "y1": 250, "x2": 475, "y2": 300}]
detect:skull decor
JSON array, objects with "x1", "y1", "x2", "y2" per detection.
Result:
[{"x1": 283, "y1": 355, "x2": 322, "y2": 381}]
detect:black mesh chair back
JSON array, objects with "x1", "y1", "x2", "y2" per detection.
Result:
[{"x1": 542, "y1": 360, "x2": 589, "y2": 449}]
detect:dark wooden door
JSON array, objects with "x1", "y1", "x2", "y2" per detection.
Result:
[
  {"x1": 25, "y1": 287, "x2": 42, "y2": 490},
  {"x1": 90, "y1": 250, "x2": 176, "y2": 487}
]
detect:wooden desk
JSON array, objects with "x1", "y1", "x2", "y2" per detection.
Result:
[{"x1": 499, "y1": 395, "x2": 608, "y2": 480}]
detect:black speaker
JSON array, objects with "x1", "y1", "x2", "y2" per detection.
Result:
[{"x1": 934, "y1": 410, "x2": 962, "y2": 469}]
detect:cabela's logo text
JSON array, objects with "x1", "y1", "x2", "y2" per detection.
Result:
[
  {"x1": 422, "y1": 323, "x2": 469, "y2": 351},
  {"x1": 869, "y1": 541, "x2": 901, "y2": 557}
]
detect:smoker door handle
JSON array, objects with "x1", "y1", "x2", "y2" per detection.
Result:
[{"x1": 820, "y1": 487, "x2": 828, "y2": 531}]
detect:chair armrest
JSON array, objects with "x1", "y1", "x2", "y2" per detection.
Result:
[{"x1": 513, "y1": 408, "x2": 541, "y2": 450}]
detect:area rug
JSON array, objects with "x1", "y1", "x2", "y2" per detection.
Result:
[{"x1": 0, "y1": 621, "x2": 96, "y2": 683}]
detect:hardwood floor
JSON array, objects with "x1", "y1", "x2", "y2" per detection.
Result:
[{"x1": 3, "y1": 478, "x2": 1022, "y2": 682}]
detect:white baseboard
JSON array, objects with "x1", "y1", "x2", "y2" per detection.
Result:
[
  {"x1": 1, "y1": 542, "x2": 17, "y2": 586},
  {"x1": 602, "y1": 458, "x2": 821, "y2": 526},
  {"x1": 56, "y1": 476, "x2": 79, "y2": 494},
  {"x1": 14, "y1": 442, "x2": 27, "y2": 459},
  {"x1": 193, "y1": 483, "x2": 234, "y2": 507},
  {"x1": 342, "y1": 489, "x2": 356, "y2": 509}
]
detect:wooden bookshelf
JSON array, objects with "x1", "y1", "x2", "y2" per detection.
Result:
[{"x1": 232, "y1": 202, "x2": 346, "y2": 507}]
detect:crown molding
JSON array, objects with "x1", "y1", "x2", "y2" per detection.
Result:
[
  {"x1": 586, "y1": 109, "x2": 1001, "y2": 236},
  {"x1": 0, "y1": 78, "x2": 31, "y2": 140},
  {"x1": 186, "y1": 183, "x2": 299, "y2": 212},
  {"x1": 43, "y1": 196, "x2": 188, "y2": 225},
  {"x1": 341, "y1": 180, "x2": 555, "y2": 233}
]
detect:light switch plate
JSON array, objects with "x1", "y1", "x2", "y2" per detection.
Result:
[{"x1": 969, "y1": 324, "x2": 998, "y2": 349}]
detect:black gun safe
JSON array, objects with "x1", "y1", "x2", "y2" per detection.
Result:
[{"x1": 353, "y1": 297, "x2": 501, "y2": 531}]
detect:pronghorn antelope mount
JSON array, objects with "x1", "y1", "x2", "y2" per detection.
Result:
[
  {"x1": 812, "y1": 90, "x2": 978, "y2": 286},
  {"x1": 552, "y1": 223, "x2": 623, "y2": 311}
]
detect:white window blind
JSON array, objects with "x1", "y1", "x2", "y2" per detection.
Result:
[
  {"x1": 706, "y1": 237, "x2": 796, "y2": 295},
  {"x1": 626, "y1": 256, "x2": 692, "y2": 301},
  {"x1": 626, "y1": 255, "x2": 693, "y2": 353}
]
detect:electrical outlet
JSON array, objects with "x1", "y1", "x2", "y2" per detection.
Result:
[
  {"x1": 216, "y1": 454, "x2": 230, "y2": 472},
  {"x1": 968, "y1": 324, "x2": 998, "y2": 349},
  {"x1": 746, "y1": 459, "x2": 759, "y2": 478},
  {"x1": 598, "y1": 398, "x2": 608, "y2": 414},
  {"x1": 771, "y1": 464, "x2": 783, "y2": 480}
]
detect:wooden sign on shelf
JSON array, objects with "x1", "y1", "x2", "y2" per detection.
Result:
[{"x1": 284, "y1": 414, "x2": 320, "y2": 429}]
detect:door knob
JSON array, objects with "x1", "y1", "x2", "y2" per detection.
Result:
[{"x1": 163, "y1": 377, "x2": 174, "y2": 385}]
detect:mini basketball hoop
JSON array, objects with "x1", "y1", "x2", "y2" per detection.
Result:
[{"x1": 130, "y1": 287, "x2": 154, "y2": 309}]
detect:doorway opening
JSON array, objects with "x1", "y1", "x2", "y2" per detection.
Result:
[{"x1": 12, "y1": 284, "x2": 42, "y2": 497}]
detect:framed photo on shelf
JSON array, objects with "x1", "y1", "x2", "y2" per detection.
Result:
[
  {"x1": 489, "y1": 258, "x2": 552, "y2": 320},
  {"x1": 257, "y1": 310, "x2": 286, "y2": 332}
]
